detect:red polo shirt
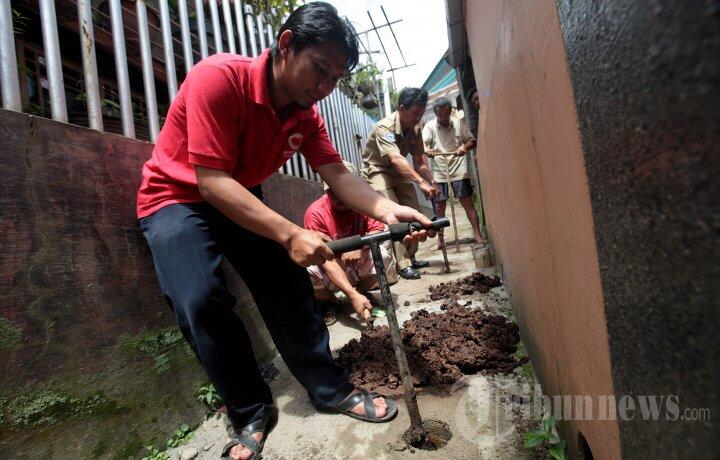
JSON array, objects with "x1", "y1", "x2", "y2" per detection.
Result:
[
  {"x1": 304, "y1": 193, "x2": 385, "y2": 241},
  {"x1": 136, "y1": 50, "x2": 342, "y2": 218}
]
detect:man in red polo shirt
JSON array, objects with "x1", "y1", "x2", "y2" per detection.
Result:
[
  {"x1": 305, "y1": 162, "x2": 398, "y2": 326},
  {"x1": 137, "y1": 3, "x2": 433, "y2": 459}
]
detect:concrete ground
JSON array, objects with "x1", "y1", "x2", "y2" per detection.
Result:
[{"x1": 166, "y1": 206, "x2": 540, "y2": 460}]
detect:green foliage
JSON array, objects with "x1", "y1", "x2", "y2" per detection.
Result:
[
  {"x1": 142, "y1": 444, "x2": 168, "y2": 460},
  {"x1": 118, "y1": 327, "x2": 192, "y2": 374},
  {"x1": 244, "y1": 0, "x2": 302, "y2": 32},
  {"x1": 141, "y1": 423, "x2": 193, "y2": 460},
  {"x1": 12, "y1": 8, "x2": 29, "y2": 36},
  {"x1": 166, "y1": 423, "x2": 193, "y2": 448},
  {"x1": 90, "y1": 439, "x2": 108, "y2": 459},
  {"x1": 390, "y1": 89, "x2": 399, "y2": 111},
  {"x1": 352, "y1": 63, "x2": 382, "y2": 93},
  {"x1": 0, "y1": 317, "x2": 21, "y2": 351},
  {"x1": 196, "y1": 384, "x2": 221, "y2": 412},
  {"x1": 524, "y1": 415, "x2": 566, "y2": 460},
  {"x1": 6, "y1": 389, "x2": 125, "y2": 428},
  {"x1": 0, "y1": 396, "x2": 7, "y2": 429}
]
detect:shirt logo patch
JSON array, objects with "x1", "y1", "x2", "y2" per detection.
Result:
[
  {"x1": 288, "y1": 133, "x2": 303, "y2": 150},
  {"x1": 384, "y1": 132, "x2": 396, "y2": 143}
]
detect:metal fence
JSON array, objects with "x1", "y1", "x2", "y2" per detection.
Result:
[{"x1": 0, "y1": 0, "x2": 375, "y2": 181}]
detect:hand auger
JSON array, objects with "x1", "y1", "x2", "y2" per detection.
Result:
[
  {"x1": 325, "y1": 217, "x2": 450, "y2": 444},
  {"x1": 326, "y1": 218, "x2": 451, "y2": 255}
]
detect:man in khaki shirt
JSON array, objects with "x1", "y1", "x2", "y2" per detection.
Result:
[
  {"x1": 362, "y1": 88, "x2": 438, "y2": 279},
  {"x1": 423, "y1": 96, "x2": 485, "y2": 249}
]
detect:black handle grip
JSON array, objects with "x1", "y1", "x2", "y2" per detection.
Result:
[{"x1": 326, "y1": 235, "x2": 363, "y2": 255}]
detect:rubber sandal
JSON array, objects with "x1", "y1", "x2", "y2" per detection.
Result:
[
  {"x1": 220, "y1": 405, "x2": 278, "y2": 459},
  {"x1": 317, "y1": 388, "x2": 398, "y2": 423},
  {"x1": 323, "y1": 310, "x2": 337, "y2": 326}
]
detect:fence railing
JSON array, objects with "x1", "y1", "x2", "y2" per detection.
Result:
[{"x1": 0, "y1": 0, "x2": 375, "y2": 181}]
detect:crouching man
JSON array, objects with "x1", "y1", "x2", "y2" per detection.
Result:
[{"x1": 305, "y1": 162, "x2": 398, "y2": 325}]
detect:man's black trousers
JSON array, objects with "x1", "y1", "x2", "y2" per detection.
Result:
[{"x1": 139, "y1": 200, "x2": 354, "y2": 430}]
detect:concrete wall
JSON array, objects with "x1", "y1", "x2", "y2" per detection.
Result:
[
  {"x1": 465, "y1": 1, "x2": 620, "y2": 457},
  {"x1": 466, "y1": 0, "x2": 718, "y2": 458},
  {"x1": 556, "y1": 1, "x2": 719, "y2": 457},
  {"x1": 0, "y1": 109, "x2": 321, "y2": 458}
]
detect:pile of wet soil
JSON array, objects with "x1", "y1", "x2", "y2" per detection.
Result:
[
  {"x1": 428, "y1": 272, "x2": 502, "y2": 301},
  {"x1": 337, "y1": 302, "x2": 526, "y2": 391}
]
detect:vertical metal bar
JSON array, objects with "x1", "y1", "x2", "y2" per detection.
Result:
[
  {"x1": 109, "y1": 0, "x2": 135, "y2": 137},
  {"x1": 137, "y1": 0, "x2": 159, "y2": 141},
  {"x1": 177, "y1": 0, "x2": 193, "y2": 72},
  {"x1": 256, "y1": 14, "x2": 266, "y2": 51},
  {"x1": 341, "y1": 96, "x2": 354, "y2": 164},
  {"x1": 330, "y1": 92, "x2": 347, "y2": 161},
  {"x1": 338, "y1": 94, "x2": 350, "y2": 162},
  {"x1": 221, "y1": 0, "x2": 236, "y2": 54},
  {"x1": 0, "y1": 0, "x2": 21, "y2": 111},
  {"x1": 208, "y1": 0, "x2": 223, "y2": 52},
  {"x1": 298, "y1": 151, "x2": 309, "y2": 180},
  {"x1": 291, "y1": 152, "x2": 300, "y2": 178},
  {"x1": 234, "y1": 0, "x2": 247, "y2": 55},
  {"x1": 39, "y1": 0, "x2": 67, "y2": 121},
  {"x1": 351, "y1": 105, "x2": 362, "y2": 171},
  {"x1": 245, "y1": 5, "x2": 258, "y2": 56},
  {"x1": 194, "y1": 0, "x2": 209, "y2": 58},
  {"x1": 368, "y1": 240, "x2": 427, "y2": 441},
  {"x1": 77, "y1": 0, "x2": 103, "y2": 129},
  {"x1": 159, "y1": 0, "x2": 178, "y2": 100},
  {"x1": 266, "y1": 23, "x2": 273, "y2": 49}
]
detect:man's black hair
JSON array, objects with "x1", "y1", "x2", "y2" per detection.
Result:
[
  {"x1": 270, "y1": 2, "x2": 359, "y2": 72},
  {"x1": 433, "y1": 96, "x2": 452, "y2": 110},
  {"x1": 398, "y1": 87, "x2": 428, "y2": 109}
]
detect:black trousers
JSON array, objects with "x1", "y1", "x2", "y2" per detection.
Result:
[{"x1": 139, "y1": 200, "x2": 353, "y2": 430}]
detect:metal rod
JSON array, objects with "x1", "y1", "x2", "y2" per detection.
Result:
[
  {"x1": 194, "y1": 0, "x2": 209, "y2": 58},
  {"x1": 245, "y1": 5, "x2": 258, "y2": 56},
  {"x1": 137, "y1": 0, "x2": 160, "y2": 141},
  {"x1": 208, "y1": 0, "x2": 223, "y2": 52},
  {"x1": 77, "y1": 0, "x2": 103, "y2": 130},
  {"x1": 266, "y1": 23, "x2": 273, "y2": 49},
  {"x1": 0, "y1": 0, "x2": 21, "y2": 111},
  {"x1": 256, "y1": 14, "x2": 267, "y2": 51},
  {"x1": 221, "y1": 0, "x2": 236, "y2": 53},
  {"x1": 431, "y1": 198, "x2": 451, "y2": 273},
  {"x1": 177, "y1": 0, "x2": 194, "y2": 72},
  {"x1": 368, "y1": 240, "x2": 427, "y2": 441},
  {"x1": 355, "y1": 19, "x2": 401, "y2": 36},
  {"x1": 437, "y1": 151, "x2": 461, "y2": 251},
  {"x1": 109, "y1": 0, "x2": 135, "y2": 137},
  {"x1": 367, "y1": 11, "x2": 392, "y2": 70},
  {"x1": 381, "y1": 6, "x2": 407, "y2": 66},
  {"x1": 159, "y1": 0, "x2": 178, "y2": 99},
  {"x1": 39, "y1": 0, "x2": 67, "y2": 122},
  {"x1": 234, "y1": 0, "x2": 247, "y2": 55}
]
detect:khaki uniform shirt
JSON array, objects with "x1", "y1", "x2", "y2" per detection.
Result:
[
  {"x1": 361, "y1": 111, "x2": 425, "y2": 191},
  {"x1": 422, "y1": 116, "x2": 474, "y2": 182}
]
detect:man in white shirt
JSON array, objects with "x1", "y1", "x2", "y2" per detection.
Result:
[{"x1": 423, "y1": 97, "x2": 485, "y2": 249}]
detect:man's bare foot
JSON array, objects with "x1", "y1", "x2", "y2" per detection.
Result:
[
  {"x1": 229, "y1": 432, "x2": 263, "y2": 460},
  {"x1": 430, "y1": 242, "x2": 444, "y2": 251},
  {"x1": 474, "y1": 236, "x2": 487, "y2": 245},
  {"x1": 350, "y1": 390, "x2": 388, "y2": 418}
]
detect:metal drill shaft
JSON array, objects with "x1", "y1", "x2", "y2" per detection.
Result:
[{"x1": 368, "y1": 240, "x2": 426, "y2": 441}]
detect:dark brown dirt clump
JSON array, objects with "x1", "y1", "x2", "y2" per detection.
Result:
[
  {"x1": 428, "y1": 272, "x2": 502, "y2": 301},
  {"x1": 337, "y1": 303, "x2": 526, "y2": 392}
]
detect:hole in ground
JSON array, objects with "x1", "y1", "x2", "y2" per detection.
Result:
[
  {"x1": 401, "y1": 420, "x2": 452, "y2": 451},
  {"x1": 578, "y1": 431, "x2": 595, "y2": 460}
]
